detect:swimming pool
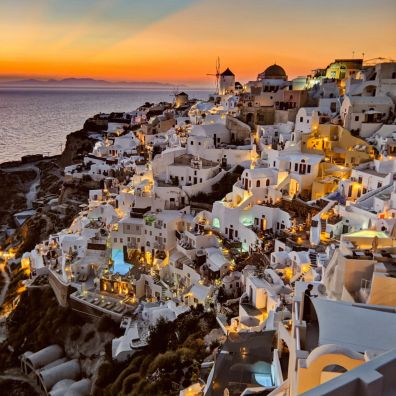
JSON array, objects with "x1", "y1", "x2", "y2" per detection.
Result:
[{"x1": 112, "y1": 249, "x2": 133, "y2": 275}]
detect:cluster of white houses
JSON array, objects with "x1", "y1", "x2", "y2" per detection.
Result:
[{"x1": 22, "y1": 58, "x2": 396, "y2": 396}]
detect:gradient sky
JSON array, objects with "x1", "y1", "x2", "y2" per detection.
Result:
[{"x1": 1, "y1": 0, "x2": 395, "y2": 85}]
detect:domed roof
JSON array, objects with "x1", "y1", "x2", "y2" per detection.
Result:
[{"x1": 259, "y1": 64, "x2": 287, "y2": 80}]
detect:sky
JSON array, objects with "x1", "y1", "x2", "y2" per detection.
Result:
[{"x1": 0, "y1": 0, "x2": 395, "y2": 86}]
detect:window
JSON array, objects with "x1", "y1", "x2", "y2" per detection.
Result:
[
  {"x1": 355, "y1": 115, "x2": 359, "y2": 121},
  {"x1": 273, "y1": 161, "x2": 276, "y2": 167},
  {"x1": 190, "y1": 141, "x2": 193, "y2": 145},
  {"x1": 378, "y1": 182, "x2": 382, "y2": 188},
  {"x1": 120, "y1": 238, "x2": 123, "y2": 243},
  {"x1": 200, "y1": 178, "x2": 202, "y2": 183},
  {"x1": 294, "y1": 163, "x2": 298, "y2": 171},
  {"x1": 307, "y1": 165, "x2": 311, "y2": 173},
  {"x1": 266, "y1": 179, "x2": 270, "y2": 186},
  {"x1": 358, "y1": 176, "x2": 362, "y2": 183},
  {"x1": 114, "y1": 238, "x2": 117, "y2": 243},
  {"x1": 348, "y1": 185, "x2": 353, "y2": 197},
  {"x1": 300, "y1": 117, "x2": 303, "y2": 122},
  {"x1": 256, "y1": 180, "x2": 260, "y2": 187},
  {"x1": 306, "y1": 119, "x2": 309, "y2": 123},
  {"x1": 198, "y1": 142, "x2": 201, "y2": 145}
]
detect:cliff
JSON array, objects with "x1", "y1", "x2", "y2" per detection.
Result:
[{"x1": 0, "y1": 128, "x2": 99, "y2": 252}]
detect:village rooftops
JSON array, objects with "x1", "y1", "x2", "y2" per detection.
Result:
[
  {"x1": 354, "y1": 167, "x2": 389, "y2": 178},
  {"x1": 173, "y1": 154, "x2": 219, "y2": 168}
]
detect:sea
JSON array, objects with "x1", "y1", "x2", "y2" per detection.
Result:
[{"x1": 0, "y1": 87, "x2": 211, "y2": 164}]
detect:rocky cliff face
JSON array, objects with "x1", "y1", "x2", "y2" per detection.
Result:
[
  {"x1": 0, "y1": 128, "x2": 99, "y2": 253},
  {"x1": 0, "y1": 169, "x2": 37, "y2": 226},
  {"x1": 60, "y1": 129, "x2": 99, "y2": 167}
]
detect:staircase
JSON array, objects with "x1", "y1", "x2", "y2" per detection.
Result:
[
  {"x1": 152, "y1": 272, "x2": 168, "y2": 299},
  {"x1": 309, "y1": 251, "x2": 318, "y2": 268},
  {"x1": 159, "y1": 281, "x2": 168, "y2": 297},
  {"x1": 290, "y1": 271, "x2": 304, "y2": 286},
  {"x1": 320, "y1": 217, "x2": 327, "y2": 234}
]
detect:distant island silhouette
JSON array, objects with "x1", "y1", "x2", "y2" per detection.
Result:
[{"x1": 0, "y1": 77, "x2": 184, "y2": 88}]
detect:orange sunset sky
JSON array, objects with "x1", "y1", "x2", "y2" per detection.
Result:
[{"x1": 1, "y1": 0, "x2": 396, "y2": 86}]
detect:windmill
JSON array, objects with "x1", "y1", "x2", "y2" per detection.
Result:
[
  {"x1": 169, "y1": 87, "x2": 180, "y2": 105},
  {"x1": 206, "y1": 57, "x2": 221, "y2": 94}
]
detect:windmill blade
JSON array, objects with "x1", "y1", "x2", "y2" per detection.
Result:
[
  {"x1": 216, "y1": 56, "x2": 221, "y2": 94},
  {"x1": 206, "y1": 56, "x2": 221, "y2": 94}
]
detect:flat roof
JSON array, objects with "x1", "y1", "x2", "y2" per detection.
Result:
[{"x1": 312, "y1": 298, "x2": 396, "y2": 353}]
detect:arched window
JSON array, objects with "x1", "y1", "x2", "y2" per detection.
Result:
[
  {"x1": 322, "y1": 365, "x2": 347, "y2": 374},
  {"x1": 266, "y1": 179, "x2": 270, "y2": 186},
  {"x1": 256, "y1": 180, "x2": 261, "y2": 187},
  {"x1": 212, "y1": 217, "x2": 220, "y2": 228}
]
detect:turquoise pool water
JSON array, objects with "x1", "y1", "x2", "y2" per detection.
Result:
[{"x1": 112, "y1": 249, "x2": 132, "y2": 275}]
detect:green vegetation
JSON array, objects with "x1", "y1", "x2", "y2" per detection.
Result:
[{"x1": 94, "y1": 305, "x2": 218, "y2": 396}]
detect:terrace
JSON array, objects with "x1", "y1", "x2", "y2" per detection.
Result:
[{"x1": 70, "y1": 289, "x2": 137, "y2": 317}]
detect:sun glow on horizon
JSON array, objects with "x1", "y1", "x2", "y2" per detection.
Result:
[{"x1": 1, "y1": 0, "x2": 396, "y2": 85}]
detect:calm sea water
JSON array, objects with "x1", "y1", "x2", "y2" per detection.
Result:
[{"x1": 0, "y1": 87, "x2": 211, "y2": 164}]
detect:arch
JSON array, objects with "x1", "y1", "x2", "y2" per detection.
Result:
[
  {"x1": 297, "y1": 345, "x2": 364, "y2": 394},
  {"x1": 322, "y1": 364, "x2": 347, "y2": 373},
  {"x1": 363, "y1": 85, "x2": 376, "y2": 97},
  {"x1": 246, "y1": 113, "x2": 254, "y2": 125}
]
